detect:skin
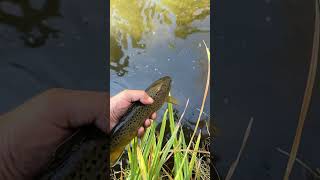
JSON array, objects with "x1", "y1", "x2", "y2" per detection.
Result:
[
  {"x1": 0, "y1": 88, "x2": 156, "y2": 180},
  {"x1": 110, "y1": 89, "x2": 156, "y2": 135}
]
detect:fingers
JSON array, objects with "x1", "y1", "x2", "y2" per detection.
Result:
[
  {"x1": 120, "y1": 90, "x2": 154, "y2": 104},
  {"x1": 143, "y1": 112, "x2": 157, "y2": 129},
  {"x1": 144, "y1": 112, "x2": 157, "y2": 128},
  {"x1": 144, "y1": 119, "x2": 152, "y2": 127},
  {"x1": 144, "y1": 112, "x2": 156, "y2": 127},
  {"x1": 150, "y1": 112, "x2": 156, "y2": 120},
  {"x1": 138, "y1": 112, "x2": 157, "y2": 138},
  {"x1": 137, "y1": 127, "x2": 145, "y2": 137},
  {"x1": 115, "y1": 90, "x2": 157, "y2": 138}
]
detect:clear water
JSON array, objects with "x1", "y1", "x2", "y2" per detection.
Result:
[{"x1": 110, "y1": 0, "x2": 211, "y2": 135}]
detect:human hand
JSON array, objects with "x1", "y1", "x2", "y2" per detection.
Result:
[
  {"x1": 0, "y1": 88, "x2": 156, "y2": 179},
  {"x1": 110, "y1": 89, "x2": 157, "y2": 137}
]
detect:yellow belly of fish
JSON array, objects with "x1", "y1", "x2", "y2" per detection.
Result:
[{"x1": 110, "y1": 145, "x2": 126, "y2": 166}]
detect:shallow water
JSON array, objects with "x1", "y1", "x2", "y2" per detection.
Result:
[{"x1": 110, "y1": 0, "x2": 211, "y2": 133}]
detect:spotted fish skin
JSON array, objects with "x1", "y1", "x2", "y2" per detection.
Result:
[
  {"x1": 36, "y1": 76, "x2": 172, "y2": 180},
  {"x1": 36, "y1": 126, "x2": 110, "y2": 180},
  {"x1": 110, "y1": 76, "x2": 172, "y2": 165}
]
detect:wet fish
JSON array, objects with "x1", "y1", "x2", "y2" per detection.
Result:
[
  {"x1": 36, "y1": 125, "x2": 110, "y2": 180},
  {"x1": 110, "y1": 76, "x2": 172, "y2": 166},
  {"x1": 36, "y1": 76, "x2": 172, "y2": 180}
]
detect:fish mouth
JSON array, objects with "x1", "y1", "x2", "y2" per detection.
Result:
[
  {"x1": 159, "y1": 76, "x2": 172, "y2": 84},
  {"x1": 145, "y1": 76, "x2": 172, "y2": 93},
  {"x1": 157, "y1": 76, "x2": 172, "y2": 89}
]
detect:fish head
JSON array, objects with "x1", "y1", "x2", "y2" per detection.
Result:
[{"x1": 145, "y1": 76, "x2": 172, "y2": 101}]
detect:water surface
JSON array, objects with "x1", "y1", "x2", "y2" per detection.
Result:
[
  {"x1": 214, "y1": 0, "x2": 320, "y2": 179},
  {"x1": 110, "y1": 0, "x2": 211, "y2": 134}
]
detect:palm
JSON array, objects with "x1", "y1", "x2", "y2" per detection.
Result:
[{"x1": 109, "y1": 90, "x2": 157, "y2": 136}]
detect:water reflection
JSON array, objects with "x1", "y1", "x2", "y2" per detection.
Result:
[
  {"x1": 0, "y1": 0, "x2": 61, "y2": 47},
  {"x1": 110, "y1": 0, "x2": 210, "y2": 75},
  {"x1": 110, "y1": 36, "x2": 128, "y2": 76},
  {"x1": 163, "y1": 0, "x2": 210, "y2": 38}
]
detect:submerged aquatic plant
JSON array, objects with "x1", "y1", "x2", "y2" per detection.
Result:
[{"x1": 110, "y1": 41, "x2": 211, "y2": 179}]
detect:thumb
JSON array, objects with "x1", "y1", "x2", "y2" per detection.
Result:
[
  {"x1": 46, "y1": 89, "x2": 109, "y2": 133},
  {"x1": 120, "y1": 90, "x2": 154, "y2": 104}
]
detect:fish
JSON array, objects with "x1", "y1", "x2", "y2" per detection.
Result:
[
  {"x1": 36, "y1": 125, "x2": 110, "y2": 180},
  {"x1": 36, "y1": 76, "x2": 173, "y2": 180},
  {"x1": 110, "y1": 76, "x2": 172, "y2": 166}
]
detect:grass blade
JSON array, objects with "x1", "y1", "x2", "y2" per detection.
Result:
[
  {"x1": 186, "y1": 132, "x2": 202, "y2": 180},
  {"x1": 137, "y1": 145, "x2": 148, "y2": 180},
  {"x1": 225, "y1": 118, "x2": 253, "y2": 180},
  {"x1": 143, "y1": 122, "x2": 155, "y2": 160},
  {"x1": 153, "y1": 99, "x2": 190, "y2": 180},
  {"x1": 283, "y1": 0, "x2": 320, "y2": 179},
  {"x1": 153, "y1": 125, "x2": 181, "y2": 179},
  {"x1": 150, "y1": 109, "x2": 168, "y2": 176},
  {"x1": 157, "y1": 109, "x2": 168, "y2": 152},
  {"x1": 179, "y1": 129, "x2": 189, "y2": 177},
  {"x1": 175, "y1": 40, "x2": 210, "y2": 180},
  {"x1": 277, "y1": 147, "x2": 320, "y2": 178},
  {"x1": 168, "y1": 98, "x2": 182, "y2": 176}
]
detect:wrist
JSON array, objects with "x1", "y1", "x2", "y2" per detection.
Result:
[{"x1": 109, "y1": 96, "x2": 119, "y2": 130}]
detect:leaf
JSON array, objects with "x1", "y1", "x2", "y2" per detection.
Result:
[
  {"x1": 186, "y1": 132, "x2": 202, "y2": 179},
  {"x1": 175, "y1": 40, "x2": 210, "y2": 180},
  {"x1": 137, "y1": 145, "x2": 149, "y2": 180},
  {"x1": 283, "y1": 0, "x2": 320, "y2": 179},
  {"x1": 225, "y1": 118, "x2": 253, "y2": 180},
  {"x1": 150, "y1": 109, "x2": 168, "y2": 176}
]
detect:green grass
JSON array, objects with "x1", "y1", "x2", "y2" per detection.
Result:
[
  {"x1": 113, "y1": 101, "x2": 210, "y2": 180},
  {"x1": 111, "y1": 41, "x2": 211, "y2": 180}
]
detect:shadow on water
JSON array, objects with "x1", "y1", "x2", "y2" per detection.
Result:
[{"x1": 0, "y1": 0, "x2": 62, "y2": 47}]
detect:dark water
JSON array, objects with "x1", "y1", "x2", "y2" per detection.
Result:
[
  {"x1": 5, "y1": 0, "x2": 320, "y2": 179},
  {"x1": 110, "y1": 0, "x2": 211, "y2": 136},
  {"x1": 0, "y1": 0, "x2": 106, "y2": 112},
  {"x1": 0, "y1": 0, "x2": 61, "y2": 47},
  {"x1": 214, "y1": 0, "x2": 320, "y2": 179}
]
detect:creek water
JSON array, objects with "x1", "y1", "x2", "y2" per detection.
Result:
[
  {"x1": 110, "y1": 0, "x2": 211, "y2": 137},
  {"x1": 0, "y1": 1, "x2": 106, "y2": 112},
  {"x1": 214, "y1": 0, "x2": 320, "y2": 179}
]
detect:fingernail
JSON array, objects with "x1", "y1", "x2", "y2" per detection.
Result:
[{"x1": 148, "y1": 97, "x2": 154, "y2": 103}]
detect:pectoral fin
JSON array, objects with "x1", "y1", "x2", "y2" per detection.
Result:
[{"x1": 166, "y1": 96, "x2": 179, "y2": 105}]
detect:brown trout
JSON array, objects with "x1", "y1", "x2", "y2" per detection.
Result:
[
  {"x1": 110, "y1": 76, "x2": 172, "y2": 166},
  {"x1": 36, "y1": 76, "x2": 172, "y2": 180}
]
